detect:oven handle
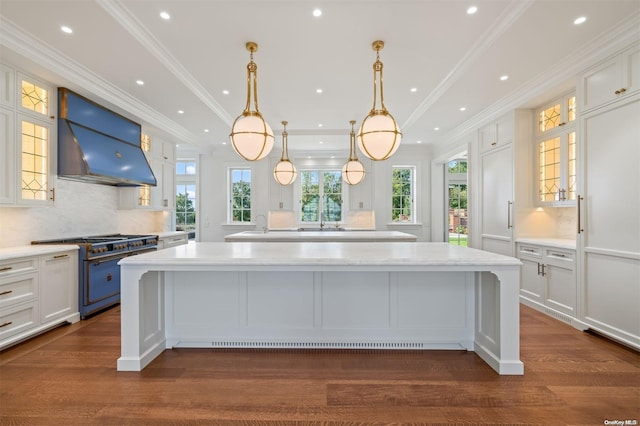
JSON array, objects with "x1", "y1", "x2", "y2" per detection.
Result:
[{"x1": 89, "y1": 248, "x2": 157, "y2": 265}]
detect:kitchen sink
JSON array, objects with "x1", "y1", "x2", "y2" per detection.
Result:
[{"x1": 297, "y1": 227, "x2": 346, "y2": 232}]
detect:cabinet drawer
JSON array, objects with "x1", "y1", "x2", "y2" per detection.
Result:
[
  {"x1": 518, "y1": 245, "x2": 542, "y2": 258},
  {"x1": 161, "y1": 236, "x2": 188, "y2": 249},
  {"x1": 0, "y1": 272, "x2": 38, "y2": 309},
  {"x1": 0, "y1": 301, "x2": 38, "y2": 342},
  {"x1": 544, "y1": 249, "x2": 574, "y2": 267},
  {"x1": 0, "y1": 257, "x2": 38, "y2": 277}
]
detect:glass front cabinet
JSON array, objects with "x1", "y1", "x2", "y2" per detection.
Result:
[
  {"x1": 535, "y1": 92, "x2": 577, "y2": 206},
  {"x1": 0, "y1": 64, "x2": 56, "y2": 206}
]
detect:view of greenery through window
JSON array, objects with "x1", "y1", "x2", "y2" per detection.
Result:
[
  {"x1": 392, "y1": 167, "x2": 414, "y2": 222},
  {"x1": 300, "y1": 171, "x2": 342, "y2": 223},
  {"x1": 231, "y1": 168, "x2": 251, "y2": 222},
  {"x1": 448, "y1": 160, "x2": 468, "y2": 246},
  {"x1": 176, "y1": 161, "x2": 196, "y2": 233}
]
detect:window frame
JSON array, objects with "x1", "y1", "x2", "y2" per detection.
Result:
[
  {"x1": 296, "y1": 168, "x2": 346, "y2": 226},
  {"x1": 391, "y1": 165, "x2": 417, "y2": 223},
  {"x1": 176, "y1": 159, "x2": 197, "y2": 233},
  {"x1": 228, "y1": 166, "x2": 253, "y2": 223}
]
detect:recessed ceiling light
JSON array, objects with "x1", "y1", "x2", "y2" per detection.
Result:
[
  {"x1": 500, "y1": 75, "x2": 509, "y2": 81},
  {"x1": 222, "y1": 90, "x2": 229, "y2": 95},
  {"x1": 434, "y1": 127, "x2": 440, "y2": 131},
  {"x1": 204, "y1": 129, "x2": 209, "y2": 133},
  {"x1": 331, "y1": 155, "x2": 335, "y2": 159},
  {"x1": 574, "y1": 16, "x2": 586, "y2": 25},
  {"x1": 319, "y1": 141, "x2": 324, "y2": 144},
  {"x1": 467, "y1": 6, "x2": 478, "y2": 15},
  {"x1": 416, "y1": 140, "x2": 422, "y2": 144},
  {"x1": 459, "y1": 107, "x2": 467, "y2": 111},
  {"x1": 313, "y1": 8, "x2": 322, "y2": 17},
  {"x1": 136, "y1": 80, "x2": 144, "y2": 85},
  {"x1": 177, "y1": 110, "x2": 184, "y2": 114},
  {"x1": 160, "y1": 11, "x2": 171, "y2": 20},
  {"x1": 410, "y1": 87, "x2": 417, "y2": 93},
  {"x1": 316, "y1": 88, "x2": 323, "y2": 94},
  {"x1": 318, "y1": 124, "x2": 323, "y2": 128},
  {"x1": 61, "y1": 26, "x2": 73, "y2": 34},
  {"x1": 222, "y1": 141, "x2": 227, "y2": 145}
]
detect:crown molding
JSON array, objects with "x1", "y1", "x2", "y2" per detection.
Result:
[
  {"x1": 431, "y1": 10, "x2": 640, "y2": 154},
  {"x1": 0, "y1": 16, "x2": 205, "y2": 149},
  {"x1": 96, "y1": 0, "x2": 233, "y2": 126},
  {"x1": 401, "y1": 0, "x2": 535, "y2": 130}
]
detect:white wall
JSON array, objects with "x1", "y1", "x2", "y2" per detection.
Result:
[
  {"x1": 198, "y1": 144, "x2": 432, "y2": 242},
  {"x1": 0, "y1": 179, "x2": 166, "y2": 248}
]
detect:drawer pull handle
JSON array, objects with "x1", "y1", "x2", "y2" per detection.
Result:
[
  {"x1": 0, "y1": 290, "x2": 13, "y2": 296},
  {"x1": 0, "y1": 267, "x2": 13, "y2": 272},
  {"x1": 550, "y1": 253, "x2": 566, "y2": 258},
  {"x1": 0, "y1": 321, "x2": 12, "y2": 328},
  {"x1": 491, "y1": 141, "x2": 497, "y2": 146},
  {"x1": 522, "y1": 248, "x2": 536, "y2": 253},
  {"x1": 53, "y1": 254, "x2": 69, "y2": 259}
]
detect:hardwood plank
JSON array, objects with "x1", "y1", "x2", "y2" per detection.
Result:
[{"x1": 0, "y1": 304, "x2": 638, "y2": 425}]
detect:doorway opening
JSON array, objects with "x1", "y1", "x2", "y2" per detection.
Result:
[{"x1": 447, "y1": 159, "x2": 468, "y2": 246}]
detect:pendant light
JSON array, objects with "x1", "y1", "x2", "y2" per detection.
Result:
[
  {"x1": 342, "y1": 120, "x2": 365, "y2": 185},
  {"x1": 357, "y1": 40, "x2": 402, "y2": 161},
  {"x1": 273, "y1": 121, "x2": 297, "y2": 185},
  {"x1": 229, "y1": 42, "x2": 274, "y2": 161}
]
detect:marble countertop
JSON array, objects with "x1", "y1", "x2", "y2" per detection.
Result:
[
  {"x1": 515, "y1": 238, "x2": 576, "y2": 250},
  {"x1": 0, "y1": 245, "x2": 79, "y2": 261},
  {"x1": 224, "y1": 230, "x2": 417, "y2": 242},
  {"x1": 119, "y1": 242, "x2": 521, "y2": 268}
]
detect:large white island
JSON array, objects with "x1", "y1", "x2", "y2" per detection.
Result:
[{"x1": 117, "y1": 242, "x2": 523, "y2": 375}]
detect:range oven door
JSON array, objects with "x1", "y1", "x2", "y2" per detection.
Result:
[{"x1": 85, "y1": 255, "x2": 123, "y2": 305}]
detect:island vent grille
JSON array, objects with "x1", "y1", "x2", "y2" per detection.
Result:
[{"x1": 210, "y1": 341, "x2": 432, "y2": 349}]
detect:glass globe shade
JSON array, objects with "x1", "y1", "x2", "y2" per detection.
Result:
[
  {"x1": 357, "y1": 113, "x2": 401, "y2": 160},
  {"x1": 273, "y1": 160, "x2": 297, "y2": 185},
  {"x1": 230, "y1": 115, "x2": 274, "y2": 161},
  {"x1": 342, "y1": 160, "x2": 365, "y2": 185}
]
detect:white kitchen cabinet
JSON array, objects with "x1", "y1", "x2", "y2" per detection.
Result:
[
  {"x1": 39, "y1": 251, "x2": 77, "y2": 324},
  {"x1": 0, "y1": 65, "x2": 56, "y2": 206},
  {"x1": 517, "y1": 242, "x2": 579, "y2": 324},
  {"x1": 0, "y1": 106, "x2": 16, "y2": 205},
  {"x1": 474, "y1": 109, "x2": 533, "y2": 257},
  {"x1": 119, "y1": 138, "x2": 175, "y2": 210},
  {"x1": 0, "y1": 248, "x2": 79, "y2": 349},
  {"x1": 158, "y1": 232, "x2": 189, "y2": 250},
  {"x1": 479, "y1": 114, "x2": 514, "y2": 153},
  {"x1": 534, "y1": 93, "x2": 577, "y2": 206},
  {"x1": 578, "y1": 92, "x2": 640, "y2": 350},
  {"x1": 578, "y1": 42, "x2": 639, "y2": 113}
]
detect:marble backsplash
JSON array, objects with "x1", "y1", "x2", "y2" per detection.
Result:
[{"x1": 0, "y1": 179, "x2": 166, "y2": 248}]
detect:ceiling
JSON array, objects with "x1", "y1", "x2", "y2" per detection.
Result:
[{"x1": 1, "y1": 0, "x2": 639, "y2": 156}]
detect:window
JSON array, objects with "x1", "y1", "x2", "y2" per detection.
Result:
[
  {"x1": 20, "y1": 78, "x2": 51, "y2": 202},
  {"x1": 300, "y1": 170, "x2": 343, "y2": 223},
  {"x1": 391, "y1": 166, "x2": 415, "y2": 222},
  {"x1": 176, "y1": 160, "x2": 197, "y2": 233},
  {"x1": 536, "y1": 93, "x2": 577, "y2": 204},
  {"x1": 447, "y1": 160, "x2": 468, "y2": 246},
  {"x1": 230, "y1": 168, "x2": 251, "y2": 222}
]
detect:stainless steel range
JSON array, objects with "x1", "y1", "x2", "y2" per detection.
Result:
[{"x1": 32, "y1": 234, "x2": 158, "y2": 318}]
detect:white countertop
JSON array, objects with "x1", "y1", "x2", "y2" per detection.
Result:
[
  {"x1": 515, "y1": 238, "x2": 576, "y2": 250},
  {"x1": 119, "y1": 242, "x2": 521, "y2": 268},
  {"x1": 0, "y1": 244, "x2": 79, "y2": 261},
  {"x1": 224, "y1": 230, "x2": 417, "y2": 242}
]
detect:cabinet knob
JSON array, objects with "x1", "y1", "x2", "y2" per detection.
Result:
[
  {"x1": 614, "y1": 88, "x2": 626, "y2": 95},
  {"x1": 491, "y1": 142, "x2": 497, "y2": 146}
]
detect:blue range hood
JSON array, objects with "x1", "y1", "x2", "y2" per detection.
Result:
[{"x1": 57, "y1": 88, "x2": 157, "y2": 186}]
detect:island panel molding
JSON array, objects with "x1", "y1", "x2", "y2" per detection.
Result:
[{"x1": 116, "y1": 242, "x2": 523, "y2": 375}]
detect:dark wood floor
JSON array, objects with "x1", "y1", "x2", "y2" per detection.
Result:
[{"x1": 1, "y1": 305, "x2": 638, "y2": 425}]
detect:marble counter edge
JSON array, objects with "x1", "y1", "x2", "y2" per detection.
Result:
[
  {"x1": 0, "y1": 244, "x2": 80, "y2": 261},
  {"x1": 515, "y1": 238, "x2": 576, "y2": 250}
]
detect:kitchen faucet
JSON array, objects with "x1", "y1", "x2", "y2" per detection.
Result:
[
  {"x1": 320, "y1": 212, "x2": 325, "y2": 229},
  {"x1": 255, "y1": 214, "x2": 268, "y2": 233}
]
